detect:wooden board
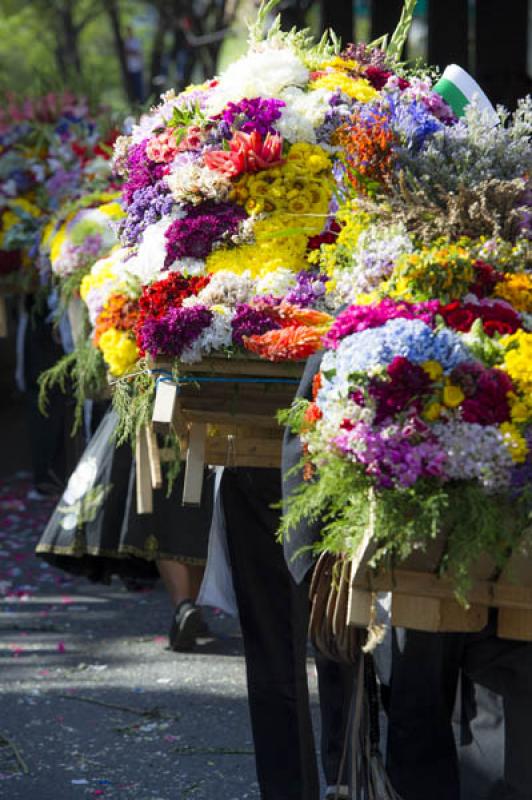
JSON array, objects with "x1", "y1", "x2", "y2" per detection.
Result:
[{"x1": 153, "y1": 355, "x2": 304, "y2": 379}]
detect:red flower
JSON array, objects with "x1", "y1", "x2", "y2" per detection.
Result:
[
  {"x1": 365, "y1": 66, "x2": 410, "y2": 91},
  {"x1": 439, "y1": 299, "x2": 520, "y2": 337},
  {"x1": 204, "y1": 131, "x2": 283, "y2": 178},
  {"x1": 439, "y1": 301, "x2": 476, "y2": 332},
  {"x1": 307, "y1": 221, "x2": 341, "y2": 250},
  {"x1": 469, "y1": 260, "x2": 502, "y2": 298},
  {"x1": 138, "y1": 272, "x2": 211, "y2": 323},
  {"x1": 452, "y1": 363, "x2": 513, "y2": 425},
  {"x1": 303, "y1": 402, "x2": 322, "y2": 425}
]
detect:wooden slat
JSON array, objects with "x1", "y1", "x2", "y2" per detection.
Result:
[
  {"x1": 154, "y1": 356, "x2": 304, "y2": 379},
  {"x1": 152, "y1": 381, "x2": 178, "y2": 434},
  {"x1": 183, "y1": 409, "x2": 280, "y2": 427},
  {"x1": 497, "y1": 609, "x2": 532, "y2": 641},
  {"x1": 135, "y1": 427, "x2": 153, "y2": 514},
  {"x1": 145, "y1": 424, "x2": 163, "y2": 490},
  {"x1": 183, "y1": 423, "x2": 206, "y2": 505},
  {"x1": 354, "y1": 568, "x2": 532, "y2": 612}
]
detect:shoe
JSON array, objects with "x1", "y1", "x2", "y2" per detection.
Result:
[
  {"x1": 168, "y1": 600, "x2": 203, "y2": 652},
  {"x1": 27, "y1": 483, "x2": 61, "y2": 501},
  {"x1": 324, "y1": 786, "x2": 350, "y2": 799}
]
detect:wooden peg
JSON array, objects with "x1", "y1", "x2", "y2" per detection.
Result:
[
  {"x1": 182, "y1": 423, "x2": 206, "y2": 506},
  {"x1": 135, "y1": 426, "x2": 153, "y2": 514},
  {"x1": 145, "y1": 424, "x2": 163, "y2": 490}
]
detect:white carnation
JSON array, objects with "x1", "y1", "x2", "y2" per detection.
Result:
[
  {"x1": 206, "y1": 44, "x2": 309, "y2": 116},
  {"x1": 277, "y1": 87, "x2": 333, "y2": 144}
]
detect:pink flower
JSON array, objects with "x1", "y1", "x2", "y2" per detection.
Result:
[{"x1": 146, "y1": 130, "x2": 178, "y2": 163}]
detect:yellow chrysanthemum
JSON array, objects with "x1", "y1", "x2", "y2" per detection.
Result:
[
  {"x1": 500, "y1": 422, "x2": 529, "y2": 464},
  {"x1": 310, "y1": 73, "x2": 378, "y2": 103},
  {"x1": 319, "y1": 57, "x2": 359, "y2": 73},
  {"x1": 495, "y1": 273, "x2": 532, "y2": 313},
  {"x1": 49, "y1": 227, "x2": 68, "y2": 264},
  {"x1": 205, "y1": 212, "x2": 312, "y2": 277},
  {"x1": 98, "y1": 328, "x2": 138, "y2": 377},
  {"x1": 502, "y1": 330, "x2": 532, "y2": 395}
]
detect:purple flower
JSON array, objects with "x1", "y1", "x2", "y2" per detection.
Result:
[
  {"x1": 217, "y1": 97, "x2": 286, "y2": 138},
  {"x1": 334, "y1": 419, "x2": 447, "y2": 489},
  {"x1": 231, "y1": 303, "x2": 280, "y2": 346},
  {"x1": 285, "y1": 270, "x2": 328, "y2": 307},
  {"x1": 164, "y1": 201, "x2": 246, "y2": 266},
  {"x1": 138, "y1": 304, "x2": 213, "y2": 358},
  {"x1": 119, "y1": 179, "x2": 175, "y2": 246},
  {"x1": 122, "y1": 139, "x2": 167, "y2": 205}
]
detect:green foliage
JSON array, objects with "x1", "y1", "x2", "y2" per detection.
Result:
[
  {"x1": 247, "y1": 0, "x2": 337, "y2": 64},
  {"x1": 112, "y1": 364, "x2": 156, "y2": 446},
  {"x1": 162, "y1": 430, "x2": 182, "y2": 498},
  {"x1": 38, "y1": 337, "x2": 107, "y2": 433}
]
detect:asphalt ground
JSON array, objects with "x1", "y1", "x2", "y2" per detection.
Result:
[{"x1": 0, "y1": 471, "x2": 321, "y2": 800}]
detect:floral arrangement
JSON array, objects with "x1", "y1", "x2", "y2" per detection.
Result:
[
  {"x1": 281, "y1": 81, "x2": 532, "y2": 595},
  {"x1": 92, "y1": 2, "x2": 453, "y2": 381},
  {"x1": 0, "y1": 92, "x2": 118, "y2": 292},
  {"x1": 39, "y1": 190, "x2": 124, "y2": 314}
]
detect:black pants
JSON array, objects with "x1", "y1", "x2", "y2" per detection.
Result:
[
  {"x1": 221, "y1": 468, "x2": 353, "y2": 800},
  {"x1": 386, "y1": 611, "x2": 532, "y2": 800}
]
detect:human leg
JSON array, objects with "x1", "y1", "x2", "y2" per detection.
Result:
[
  {"x1": 385, "y1": 628, "x2": 462, "y2": 800},
  {"x1": 221, "y1": 467, "x2": 320, "y2": 800}
]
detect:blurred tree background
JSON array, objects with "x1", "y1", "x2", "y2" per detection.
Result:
[{"x1": 0, "y1": 0, "x2": 529, "y2": 112}]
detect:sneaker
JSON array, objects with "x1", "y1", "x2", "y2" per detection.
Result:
[
  {"x1": 324, "y1": 786, "x2": 350, "y2": 799},
  {"x1": 168, "y1": 600, "x2": 203, "y2": 652}
]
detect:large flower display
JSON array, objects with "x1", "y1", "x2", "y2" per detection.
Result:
[
  {"x1": 77, "y1": 16, "x2": 455, "y2": 383},
  {"x1": 281, "y1": 85, "x2": 532, "y2": 594}
]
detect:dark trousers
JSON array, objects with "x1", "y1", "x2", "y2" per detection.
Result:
[
  {"x1": 221, "y1": 468, "x2": 353, "y2": 800},
  {"x1": 386, "y1": 611, "x2": 532, "y2": 800}
]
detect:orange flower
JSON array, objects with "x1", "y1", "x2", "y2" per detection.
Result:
[
  {"x1": 277, "y1": 301, "x2": 333, "y2": 328},
  {"x1": 243, "y1": 326, "x2": 323, "y2": 361},
  {"x1": 312, "y1": 372, "x2": 322, "y2": 400},
  {"x1": 93, "y1": 293, "x2": 139, "y2": 345}
]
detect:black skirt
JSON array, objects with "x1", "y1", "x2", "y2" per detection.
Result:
[{"x1": 36, "y1": 410, "x2": 212, "y2": 583}]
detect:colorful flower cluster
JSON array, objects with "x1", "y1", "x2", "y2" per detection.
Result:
[
  {"x1": 285, "y1": 60, "x2": 531, "y2": 578},
  {"x1": 90, "y1": 23, "x2": 450, "y2": 368},
  {"x1": 0, "y1": 93, "x2": 119, "y2": 291}
]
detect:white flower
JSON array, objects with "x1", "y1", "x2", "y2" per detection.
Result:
[
  {"x1": 255, "y1": 267, "x2": 297, "y2": 297},
  {"x1": 277, "y1": 87, "x2": 333, "y2": 144},
  {"x1": 180, "y1": 307, "x2": 234, "y2": 363},
  {"x1": 124, "y1": 213, "x2": 181, "y2": 284},
  {"x1": 206, "y1": 44, "x2": 309, "y2": 116},
  {"x1": 165, "y1": 161, "x2": 231, "y2": 205},
  {"x1": 196, "y1": 270, "x2": 255, "y2": 308},
  {"x1": 177, "y1": 258, "x2": 206, "y2": 276},
  {"x1": 61, "y1": 513, "x2": 79, "y2": 531},
  {"x1": 63, "y1": 457, "x2": 98, "y2": 505}
]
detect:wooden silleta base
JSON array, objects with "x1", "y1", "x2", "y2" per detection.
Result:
[
  {"x1": 346, "y1": 534, "x2": 532, "y2": 641},
  {"x1": 144, "y1": 356, "x2": 302, "y2": 505}
]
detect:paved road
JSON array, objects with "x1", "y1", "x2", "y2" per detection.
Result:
[{"x1": 0, "y1": 472, "x2": 321, "y2": 800}]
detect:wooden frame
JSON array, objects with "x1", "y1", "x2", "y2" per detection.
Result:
[
  {"x1": 347, "y1": 532, "x2": 532, "y2": 641},
  {"x1": 149, "y1": 356, "x2": 302, "y2": 504}
]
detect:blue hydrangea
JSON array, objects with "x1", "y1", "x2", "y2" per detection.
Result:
[{"x1": 319, "y1": 318, "x2": 472, "y2": 406}]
